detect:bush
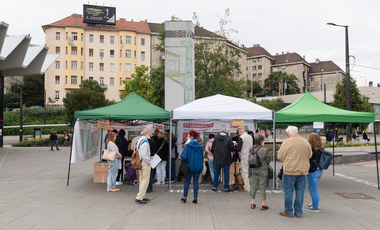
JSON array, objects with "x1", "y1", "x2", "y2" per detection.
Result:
[{"x1": 11, "y1": 137, "x2": 65, "y2": 147}]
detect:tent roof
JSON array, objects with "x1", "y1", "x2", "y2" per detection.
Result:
[
  {"x1": 275, "y1": 92, "x2": 375, "y2": 123},
  {"x1": 74, "y1": 92, "x2": 170, "y2": 122},
  {"x1": 172, "y1": 94, "x2": 274, "y2": 121}
]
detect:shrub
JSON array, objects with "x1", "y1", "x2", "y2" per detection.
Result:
[{"x1": 11, "y1": 137, "x2": 65, "y2": 147}]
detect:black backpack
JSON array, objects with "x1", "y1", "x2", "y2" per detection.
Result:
[{"x1": 248, "y1": 146, "x2": 262, "y2": 168}]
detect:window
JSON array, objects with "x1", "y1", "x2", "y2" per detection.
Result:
[
  {"x1": 100, "y1": 77, "x2": 104, "y2": 84},
  {"x1": 120, "y1": 50, "x2": 122, "y2": 58},
  {"x1": 310, "y1": 78, "x2": 314, "y2": 82},
  {"x1": 120, "y1": 36, "x2": 122, "y2": 43},
  {"x1": 65, "y1": 46, "x2": 68, "y2": 54},
  {"x1": 258, "y1": 65, "x2": 262, "y2": 70},
  {"x1": 281, "y1": 66, "x2": 285, "y2": 71},
  {"x1": 100, "y1": 49, "x2": 104, "y2": 57},
  {"x1": 230, "y1": 52, "x2": 233, "y2": 57},
  {"x1": 81, "y1": 47, "x2": 83, "y2": 56},
  {"x1": 235, "y1": 72, "x2": 239, "y2": 78},
  {"x1": 141, "y1": 52, "x2": 145, "y2": 60},
  {"x1": 89, "y1": 77, "x2": 93, "y2": 80},
  {"x1": 81, "y1": 76, "x2": 83, "y2": 83},
  {"x1": 134, "y1": 50, "x2": 136, "y2": 58},
  {"x1": 71, "y1": 47, "x2": 77, "y2": 55},
  {"x1": 258, "y1": 73, "x2": 262, "y2": 77},
  {"x1": 71, "y1": 61, "x2": 77, "y2": 69},
  {"x1": 100, "y1": 35, "x2": 104, "y2": 43},
  {"x1": 141, "y1": 38, "x2": 145, "y2": 46},
  {"x1": 55, "y1": 47, "x2": 60, "y2": 54},
  {"x1": 125, "y1": 63, "x2": 131, "y2": 71},
  {"x1": 56, "y1": 32, "x2": 60, "y2": 40},
  {"x1": 110, "y1": 50, "x2": 114, "y2": 58},
  {"x1": 55, "y1": 76, "x2": 60, "y2": 84},
  {"x1": 110, "y1": 77, "x2": 114, "y2": 86},
  {"x1": 126, "y1": 36, "x2": 131, "y2": 44},
  {"x1": 252, "y1": 58, "x2": 256, "y2": 63},
  {"x1": 134, "y1": 37, "x2": 136, "y2": 45},
  {"x1": 81, "y1": 33, "x2": 83, "y2": 41},
  {"x1": 55, "y1": 91, "x2": 60, "y2": 99},
  {"x1": 253, "y1": 73, "x2": 257, "y2": 78},
  {"x1": 66, "y1": 32, "x2": 68, "y2": 40},
  {"x1": 110, "y1": 36, "x2": 114, "y2": 44},
  {"x1": 120, "y1": 77, "x2": 122, "y2": 86},
  {"x1": 89, "y1": 34, "x2": 94, "y2": 42},
  {"x1": 252, "y1": 66, "x2": 256, "y2": 70},
  {"x1": 65, "y1": 61, "x2": 68, "y2": 69},
  {"x1": 120, "y1": 63, "x2": 122, "y2": 71},
  {"x1": 81, "y1": 61, "x2": 83, "y2": 70},
  {"x1": 273, "y1": 67, "x2": 278, "y2": 71},
  {"x1": 55, "y1": 61, "x2": 60, "y2": 69},
  {"x1": 65, "y1": 76, "x2": 67, "y2": 84},
  {"x1": 258, "y1": 58, "x2": 262, "y2": 62},
  {"x1": 110, "y1": 63, "x2": 114, "y2": 71},
  {"x1": 71, "y1": 76, "x2": 77, "y2": 84},
  {"x1": 310, "y1": 86, "x2": 315, "y2": 90},
  {"x1": 71, "y1": 32, "x2": 77, "y2": 40},
  {"x1": 89, "y1": 62, "x2": 93, "y2": 71},
  {"x1": 125, "y1": 50, "x2": 131, "y2": 58},
  {"x1": 100, "y1": 63, "x2": 104, "y2": 71},
  {"x1": 89, "y1": 49, "x2": 93, "y2": 57}
]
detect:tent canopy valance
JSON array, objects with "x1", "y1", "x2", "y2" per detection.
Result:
[
  {"x1": 74, "y1": 91, "x2": 170, "y2": 122},
  {"x1": 275, "y1": 92, "x2": 375, "y2": 123}
]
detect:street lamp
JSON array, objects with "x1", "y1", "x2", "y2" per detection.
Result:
[{"x1": 327, "y1": 22, "x2": 351, "y2": 141}]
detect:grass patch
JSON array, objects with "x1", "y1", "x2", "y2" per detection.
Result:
[{"x1": 11, "y1": 137, "x2": 65, "y2": 147}]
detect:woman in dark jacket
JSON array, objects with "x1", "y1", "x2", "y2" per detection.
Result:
[
  {"x1": 181, "y1": 130, "x2": 204, "y2": 204},
  {"x1": 154, "y1": 132, "x2": 169, "y2": 185},
  {"x1": 306, "y1": 133, "x2": 323, "y2": 213},
  {"x1": 115, "y1": 129, "x2": 128, "y2": 185},
  {"x1": 250, "y1": 133, "x2": 270, "y2": 210}
]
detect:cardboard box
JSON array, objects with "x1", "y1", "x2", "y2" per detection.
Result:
[
  {"x1": 94, "y1": 161, "x2": 108, "y2": 183},
  {"x1": 221, "y1": 162, "x2": 241, "y2": 185}
]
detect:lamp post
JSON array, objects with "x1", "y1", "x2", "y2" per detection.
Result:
[
  {"x1": 250, "y1": 65, "x2": 253, "y2": 98},
  {"x1": 327, "y1": 22, "x2": 351, "y2": 141}
]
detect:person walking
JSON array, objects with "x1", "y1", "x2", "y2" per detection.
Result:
[
  {"x1": 205, "y1": 134, "x2": 215, "y2": 185},
  {"x1": 135, "y1": 126, "x2": 153, "y2": 204},
  {"x1": 115, "y1": 129, "x2": 128, "y2": 185},
  {"x1": 334, "y1": 127, "x2": 339, "y2": 142},
  {"x1": 362, "y1": 129, "x2": 370, "y2": 143},
  {"x1": 181, "y1": 130, "x2": 204, "y2": 204},
  {"x1": 352, "y1": 129, "x2": 359, "y2": 142},
  {"x1": 250, "y1": 133, "x2": 271, "y2": 210},
  {"x1": 278, "y1": 126, "x2": 312, "y2": 218},
  {"x1": 234, "y1": 126, "x2": 254, "y2": 193},
  {"x1": 106, "y1": 132, "x2": 122, "y2": 192},
  {"x1": 306, "y1": 133, "x2": 323, "y2": 213},
  {"x1": 50, "y1": 130, "x2": 60, "y2": 151},
  {"x1": 154, "y1": 132, "x2": 169, "y2": 185},
  {"x1": 316, "y1": 129, "x2": 321, "y2": 137},
  {"x1": 211, "y1": 128, "x2": 235, "y2": 192},
  {"x1": 325, "y1": 128, "x2": 333, "y2": 142}
]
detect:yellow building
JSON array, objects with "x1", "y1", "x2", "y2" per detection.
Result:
[{"x1": 42, "y1": 14, "x2": 151, "y2": 107}]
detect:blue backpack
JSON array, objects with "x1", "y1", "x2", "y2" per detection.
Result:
[{"x1": 314, "y1": 149, "x2": 333, "y2": 170}]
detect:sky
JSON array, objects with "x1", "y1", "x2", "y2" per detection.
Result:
[{"x1": 1, "y1": 0, "x2": 380, "y2": 86}]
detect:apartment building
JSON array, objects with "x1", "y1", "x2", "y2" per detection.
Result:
[
  {"x1": 308, "y1": 59, "x2": 345, "y2": 92},
  {"x1": 4, "y1": 76, "x2": 23, "y2": 94},
  {"x1": 245, "y1": 44, "x2": 274, "y2": 89},
  {"x1": 42, "y1": 14, "x2": 151, "y2": 107}
]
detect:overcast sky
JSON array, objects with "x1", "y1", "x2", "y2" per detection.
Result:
[{"x1": 2, "y1": 0, "x2": 379, "y2": 86}]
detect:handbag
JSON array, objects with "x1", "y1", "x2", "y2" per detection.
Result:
[
  {"x1": 102, "y1": 149, "x2": 116, "y2": 161},
  {"x1": 248, "y1": 146, "x2": 262, "y2": 168},
  {"x1": 179, "y1": 161, "x2": 189, "y2": 175},
  {"x1": 278, "y1": 166, "x2": 283, "y2": 181}
]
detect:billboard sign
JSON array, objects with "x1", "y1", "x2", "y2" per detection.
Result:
[{"x1": 83, "y1": 4, "x2": 116, "y2": 25}]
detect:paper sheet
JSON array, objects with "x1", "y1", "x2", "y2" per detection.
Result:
[{"x1": 150, "y1": 154, "x2": 162, "y2": 169}]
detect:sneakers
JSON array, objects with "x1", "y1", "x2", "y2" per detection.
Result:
[
  {"x1": 212, "y1": 188, "x2": 217, "y2": 192},
  {"x1": 135, "y1": 199, "x2": 147, "y2": 204},
  {"x1": 306, "y1": 207, "x2": 320, "y2": 212},
  {"x1": 161, "y1": 181, "x2": 166, "y2": 185},
  {"x1": 115, "y1": 181, "x2": 123, "y2": 186},
  {"x1": 306, "y1": 203, "x2": 313, "y2": 208},
  {"x1": 154, "y1": 181, "x2": 161, "y2": 185},
  {"x1": 224, "y1": 188, "x2": 233, "y2": 192}
]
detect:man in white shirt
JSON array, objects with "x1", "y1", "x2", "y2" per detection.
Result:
[
  {"x1": 135, "y1": 126, "x2": 152, "y2": 204},
  {"x1": 235, "y1": 126, "x2": 253, "y2": 193}
]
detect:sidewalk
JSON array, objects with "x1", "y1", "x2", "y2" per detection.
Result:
[{"x1": 0, "y1": 146, "x2": 380, "y2": 230}]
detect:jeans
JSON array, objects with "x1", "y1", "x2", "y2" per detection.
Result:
[
  {"x1": 183, "y1": 172, "x2": 200, "y2": 198},
  {"x1": 208, "y1": 159, "x2": 215, "y2": 182},
  {"x1": 307, "y1": 169, "x2": 323, "y2": 209},
  {"x1": 51, "y1": 140, "x2": 59, "y2": 150},
  {"x1": 282, "y1": 174, "x2": 307, "y2": 216},
  {"x1": 250, "y1": 169, "x2": 267, "y2": 200},
  {"x1": 147, "y1": 169, "x2": 154, "y2": 192},
  {"x1": 116, "y1": 156, "x2": 124, "y2": 182},
  {"x1": 213, "y1": 164, "x2": 230, "y2": 190},
  {"x1": 107, "y1": 159, "x2": 119, "y2": 189},
  {"x1": 156, "y1": 160, "x2": 166, "y2": 183},
  {"x1": 169, "y1": 158, "x2": 176, "y2": 181}
]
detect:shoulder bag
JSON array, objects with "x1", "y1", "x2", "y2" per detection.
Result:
[{"x1": 102, "y1": 149, "x2": 116, "y2": 161}]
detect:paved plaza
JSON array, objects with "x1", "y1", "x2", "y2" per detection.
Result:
[{"x1": 0, "y1": 146, "x2": 380, "y2": 230}]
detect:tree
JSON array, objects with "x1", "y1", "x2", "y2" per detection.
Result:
[
  {"x1": 246, "y1": 80, "x2": 263, "y2": 97},
  {"x1": 63, "y1": 90, "x2": 112, "y2": 124},
  {"x1": 4, "y1": 92, "x2": 20, "y2": 108},
  {"x1": 79, "y1": 79, "x2": 106, "y2": 93},
  {"x1": 257, "y1": 98, "x2": 285, "y2": 111},
  {"x1": 331, "y1": 77, "x2": 372, "y2": 112},
  {"x1": 119, "y1": 66, "x2": 153, "y2": 102},
  {"x1": 148, "y1": 64, "x2": 165, "y2": 108},
  {"x1": 263, "y1": 71, "x2": 300, "y2": 96},
  {"x1": 12, "y1": 75, "x2": 44, "y2": 107}
]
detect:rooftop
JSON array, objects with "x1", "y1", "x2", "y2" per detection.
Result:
[
  {"x1": 244, "y1": 44, "x2": 273, "y2": 58},
  {"x1": 309, "y1": 60, "x2": 344, "y2": 74},
  {"x1": 272, "y1": 52, "x2": 310, "y2": 66}
]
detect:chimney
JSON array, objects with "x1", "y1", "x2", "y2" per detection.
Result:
[
  {"x1": 253, "y1": 44, "x2": 260, "y2": 47},
  {"x1": 282, "y1": 51, "x2": 284, "y2": 54},
  {"x1": 145, "y1": 19, "x2": 147, "y2": 22},
  {"x1": 276, "y1": 53, "x2": 279, "y2": 55},
  {"x1": 242, "y1": 44, "x2": 245, "y2": 48},
  {"x1": 131, "y1": 19, "x2": 133, "y2": 22},
  {"x1": 303, "y1": 55, "x2": 305, "y2": 59},
  {"x1": 316, "y1": 58, "x2": 320, "y2": 64},
  {"x1": 286, "y1": 51, "x2": 289, "y2": 54},
  {"x1": 120, "y1": 18, "x2": 126, "y2": 21}
]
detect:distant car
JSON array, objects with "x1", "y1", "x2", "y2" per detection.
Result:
[
  {"x1": 11, "y1": 108, "x2": 20, "y2": 112},
  {"x1": 28, "y1": 106, "x2": 42, "y2": 109}
]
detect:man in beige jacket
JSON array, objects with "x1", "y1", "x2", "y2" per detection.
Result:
[{"x1": 278, "y1": 126, "x2": 312, "y2": 218}]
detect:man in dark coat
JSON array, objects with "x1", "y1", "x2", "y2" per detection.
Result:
[
  {"x1": 147, "y1": 138, "x2": 157, "y2": 193},
  {"x1": 211, "y1": 128, "x2": 235, "y2": 192},
  {"x1": 115, "y1": 129, "x2": 128, "y2": 185},
  {"x1": 50, "y1": 131, "x2": 59, "y2": 151}
]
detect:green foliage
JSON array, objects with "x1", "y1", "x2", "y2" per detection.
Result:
[
  {"x1": 257, "y1": 98, "x2": 285, "y2": 111},
  {"x1": 148, "y1": 64, "x2": 165, "y2": 108},
  {"x1": 246, "y1": 80, "x2": 262, "y2": 97},
  {"x1": 63, "y1": 90, "x2": 112, "y2": 124},
  {"x1": 331, "y1": 77, "x2": 373, "y2": 112},
  {"x1": 4, "y1": 92, "x2": 20, "y2": 108},
  {"x1": 80, "y1": 79, "x2": 106, "y2": 93},
  {"x1": 264, "y1": 71, "x2": 300, "y2": 96},
  {"x1": 323, "y1": 141, "x2": 374, "y2": 148},
  {"x1": 119, "y1": 66, "x2": 153, "y2": 102},
  {"x1": 153, "y1": 25, "x2": 165, "y2": 52},
  {"x1": 12, "y1": 137, "x2": 65, "y2": 147},
  {"x1": 12, "y1": 75, "x2": 44, "y2": 107}
]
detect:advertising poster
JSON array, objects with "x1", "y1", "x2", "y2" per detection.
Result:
[{"x1": 83, "y1": 4, "x2": 116, "y2": 25}]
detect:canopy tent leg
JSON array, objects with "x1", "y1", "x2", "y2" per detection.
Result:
[
  {"x1": 333, "y1": 124, "x2": 335, "y2": 176},
  {"x1": 169, "y1": 116, "x2": 173, "y2": 189},
  {"x1": 100, "y1": 129, "x2": 103, "y2": 162},
  {"x1": 272, "y1": 111, "x2": 276, "y2": 190},
  {"x1": 374, "y1": 122, "x2": 379, "y2": 190},
  {"x1": 67, "y1": 118, "x2": 77, "y2": 186}
]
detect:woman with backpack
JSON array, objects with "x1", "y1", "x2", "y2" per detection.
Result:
[
  {"x1": 249, "y1": 133, "x2": 270, "y2": 210},
  {"x1": 306, "y1": 133, "x2": 323, "y2": 212}
]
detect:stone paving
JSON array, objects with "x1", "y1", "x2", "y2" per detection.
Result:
[{"x1": 0, "y1": 146, "x2": 380, "y2": 230}]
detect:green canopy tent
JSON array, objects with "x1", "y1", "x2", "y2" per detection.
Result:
[
  {"x1": 272, "y1": 92, "x2": 379, "y2": 189},
  {"x1": 67, "y1": 92, "x2": 170, "y2": 185}
]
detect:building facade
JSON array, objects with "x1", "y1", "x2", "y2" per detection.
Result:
[{"x1": 308, "y1": 59, "x2": 345, "y2": 92}]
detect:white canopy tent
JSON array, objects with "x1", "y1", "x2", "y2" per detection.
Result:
[{"x1": 169, "y1": 94, "x2": 277, "y2": 188}]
